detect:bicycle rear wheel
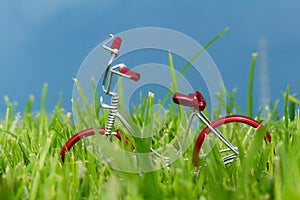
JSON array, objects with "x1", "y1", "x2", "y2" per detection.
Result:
[
  {"x1": 60, "y1": 127, "x2": 123, "y2": 162},
  {"x1": 192, "y1": 115, "x2": 271, "y2": 167}
]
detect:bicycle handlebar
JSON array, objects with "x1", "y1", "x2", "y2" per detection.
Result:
[
  {"x1": 119, "y1": 66, "x2": 141, "y2": 82},
  {"x1": 173, "y1": 91, "x2": 206, "y2": 111},
  {"x1": 110, "y1": 37, "x2": 122, "y2": 50}
]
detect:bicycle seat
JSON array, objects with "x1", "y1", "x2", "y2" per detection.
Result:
[{"x1": 172, "y1": 91, "x2": 206, "y2": 111}]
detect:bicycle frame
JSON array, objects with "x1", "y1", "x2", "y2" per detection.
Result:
[
  {"x1": 99, "y1": 35, "x2": 239, "y2": 163},
  {"x1": 60, "y1": 34, "x2": 271, "y2": 167}
]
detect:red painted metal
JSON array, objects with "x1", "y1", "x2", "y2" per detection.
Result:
[
  {"x1": 192, "y1": 115, "x2": 271, "y2": 167},
  {"x1": 60, "y1": 127, "x2": 105, "y2": 162},
  {"x1": 60, "y1": 127, "x2": 133, "y2": 162},
  {"x1": 172, "y1": 91, "x2": 206, "y2": 111},
  {"x1": 110, "y1": 37, "x2": 122, "y2": 50},
  {"x1": 119, "y1": 66, "x2": 141, "y2": 81}
]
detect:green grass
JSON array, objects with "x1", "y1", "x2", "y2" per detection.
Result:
[
  {"x1": 1, "y1": 78, "x2": 300, "y2": 200},
  {"x1": 247, "y1": 53, "x2": 257, "y2": 118},
  {"x1": 1, "y1": 29, "x2": 300, "y2": 199},
  {"x1": 1, "y1": 84, "x2": 300, "y2": 200}
]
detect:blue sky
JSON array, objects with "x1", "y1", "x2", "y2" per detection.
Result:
[{"x1": 1, "y1": 1, "x2": 300, "y2": 116}]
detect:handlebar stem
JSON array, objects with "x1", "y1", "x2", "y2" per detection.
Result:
[
  {"x1": 102, "y1": 34, "x2": 120, "y2": 56},
  {"x1": 102, "y1": 34, "x2": 120, "y2": 96}
]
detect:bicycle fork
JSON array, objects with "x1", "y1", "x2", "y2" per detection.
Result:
[{"x1": 177, "y1": 111, "x2": 238, "y2": 158}]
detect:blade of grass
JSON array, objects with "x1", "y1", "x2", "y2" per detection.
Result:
[
  {"x1": 40, "y1": 83, "x2": 47, "y2": 113},
  {"x1": 269, "y1": 99, "x2": 281, "y2": 121},
  {"x1": 223, "y1": 86, "x2": 244, "y2": 115},
  {"x1": 267, "y1": 99, "x2": 280, "y2": 121},
  {"x1": 274, "y1": 156, "x2": 282, "y2": 200},
  {"x1": 0, "y1": 130, "x2": 26, "y2": 145},
  {"x1": 247, "y1": 53, "x2": 257, "y2": 118},
  {"x1": 39, "y1": 83, "x2": 49, "y2": 136},
  {"x1": 287, "y1": 93, "x2": 300, "y2": 105},
  {"x1": 168, "y1": 51, "x2": 187, "y2": 126},
  {"x1": 168, "y1": 51, "x2": 179, "y2": 92},
  {"x1": 91, "y1": 77, "x2": 101, "y2": 117},
  {"x1": 29, "y1": 135, "x2": 52, "y2": 200},
  {"x1": 117, "y1": 77, "x2": 125, "y2": 112},
  {"x1": 73, "y1": 78, "x2": 97, "y2": 123},
  {"x1": 50, "y1": 95, "x2": 62, "y2": 128},
  {"x1": 5, "y1": 107, "x2": 9, "y2": 130},
  {"x1": 289, "y1": 95, "x2": 295, "y2": 121},
  {"x1": 24, "y1": 95, "x2": 34, "y2": 118},
  {"x1": 284, "y1": 84, "x2": 290, "y2": 128},
  {"x1": 161, "y1": 27, "x2": 229, "y2": 107},
  {"x1": 178, "y1": 27, "x2": 229, "y2": 80},
  {"x1": 284, "y1": 92, "x2": 298, "y2": 121}
]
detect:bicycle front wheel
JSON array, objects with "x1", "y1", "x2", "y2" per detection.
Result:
[{"x1": 192, "y1": 115, "x2": 271, "y2": 167}]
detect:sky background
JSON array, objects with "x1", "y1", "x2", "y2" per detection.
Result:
[{"x1": 1, "y1": 1, "x2": 300, "y2": 117}]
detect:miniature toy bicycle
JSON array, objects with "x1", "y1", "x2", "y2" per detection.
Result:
[{"x1": 60, "y1": 34, "x2": 271, "y2": 167}]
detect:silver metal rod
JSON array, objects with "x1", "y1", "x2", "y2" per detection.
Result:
[
  {"x1": 150, "y1": 148, "x2": 169, "y2": 160},
  {"x1": 219, "y1": 147, "x2": 238, "y2": 153},
  {"x1": 115, "y1": 112, "x2": 134, "y2": 135},
  {"x1": 222, "y1": 153, "x2": 237, "y2": 161},
  {"x1": 106, "y1": 68, "x2": 114, "y2": 94},
  {"x1": 177, "y1": 111, "x2": 197, "y2": 156},
  {"x1": 102, "y1": 34, "x2": 119, "y2": 95},
  {"x1": 222, "y1": 153, "x2": 238, "y2": 165},
  {"x1": 195, "y1": 112, "x2": 239, "y2": 155},
  {"x1": 223, "y1": 158, "x2": 236, "y2": 165},
  {"x1": 199, "y1": 111, "x2": 211, "y2": 124},
  {"x1": 102, "y1": 54, "x2": 116, "y2": 94}
]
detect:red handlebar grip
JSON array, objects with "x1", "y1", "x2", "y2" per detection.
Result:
[
  {"x1": 173, "y1": 91, "x2": 206, "y2": 111},
  {"x1": 173, "y1": 93, "x2": 195, "y2": 107},
  {"x1": 110, "y1": 37, "x2": 122, "y2": 50},
  {"x1": 119, "y1": 66, "x2": 140, "y2": 82}
]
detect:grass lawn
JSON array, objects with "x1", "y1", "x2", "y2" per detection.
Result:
[{"x1": 0, "y1": 81, "x2": 300, "y2": 200}]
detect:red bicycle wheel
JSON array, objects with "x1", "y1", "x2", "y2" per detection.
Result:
[
  {"x1": 60, "y1": 127, "x2": 123, "y2": 162},
  {"x1": 192, "y1": 115, "x2": 271, "y2": 167}
]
